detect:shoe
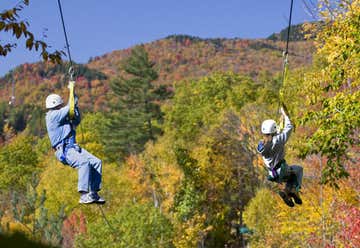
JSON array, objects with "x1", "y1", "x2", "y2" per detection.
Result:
[
  {"x1": 288, "y1": 190, "x2": 302, "y2": 205},
  {"x1": 90, "y1": 191, "x2": 106, "y2": 204},
  {"x1": 79, "y1": 192, "x2": 97, "y2": 204},
  {"x1": 279, "y1": 191, "x2": 295, "y2": 207}
]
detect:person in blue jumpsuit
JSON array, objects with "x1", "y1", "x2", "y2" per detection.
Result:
[
  {"x1": 45, "y1": 93, "x2": 105, "y2": 204},
  {"x1": 257, "y1": 106, "x2": 303, "y2": 207}
]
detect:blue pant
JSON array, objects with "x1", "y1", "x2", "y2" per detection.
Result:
[{"x1": 56, "y1": 145, "x2": 102, "y2": 192}]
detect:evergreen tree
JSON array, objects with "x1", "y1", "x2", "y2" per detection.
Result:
[
  {"x1": 9, "y1": 173, "x2": 65, "y2": 247},
  {"x1": 104, "y1": 45, "x2": 162, "y2": 161}
]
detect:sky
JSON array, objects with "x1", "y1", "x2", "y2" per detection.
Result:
[{"x1": 0, "y1": 0, "x2": 318, "y2": 76}]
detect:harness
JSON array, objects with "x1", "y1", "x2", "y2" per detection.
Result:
[
  {"x1": 53, "y1": 129, "x2": 81, "y2": 165},
  {"x1": 268, "y1": 159, "x2": 288, "y2": 182}
]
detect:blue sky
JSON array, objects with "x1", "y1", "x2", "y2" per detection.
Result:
[{"x1": 0, "y1": 0, "x2": 317, "y2": 76}]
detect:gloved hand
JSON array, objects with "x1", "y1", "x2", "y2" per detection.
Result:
[
  {"x1": 68, "y1": 81, "x2": 75, "y2": 89},
  {"x1": 257, "y1": 141, "x2": 264, "y2": 153}
]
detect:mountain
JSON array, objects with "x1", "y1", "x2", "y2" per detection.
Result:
[
  {"x1": 0, "y1": 28, "x2": 315, "y2": 112},
  {"x1": 87, "y1": 34, "x2": 314, "y2": 86}
]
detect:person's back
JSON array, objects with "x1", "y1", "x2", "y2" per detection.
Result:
[{"x1": 46, "y1": 100, "x2": 73, "y2": 149}]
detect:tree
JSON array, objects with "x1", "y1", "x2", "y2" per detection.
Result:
[
  {"x1": 103, "y1": 45, "x2": 163, "y2": 161},
  {"x1": 161, "y1": 73, "x2": 259, "y2": 247},
  {"x1": 0, "y1": 0, "x2": 63, "y2": 63},
  {"x1": 0, "y1": 134, "x2": 39, "y2": 191},
  {"x1": 10, "y1": 173, "x2": 66, "y2": 247},
  {"x1": 299, "y1": 0, "x2": 360, "y2": 186},
  {"x1": 75, "y1": 203, "x2": 174, "y2": 248}
]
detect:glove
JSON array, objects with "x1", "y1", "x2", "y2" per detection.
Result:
[
  {"x1": 257, "y1": 141, "x2": 264, "y2": 153},
  {"x1": 68, "y1": 81, "x2": 75, "y2": 89}
]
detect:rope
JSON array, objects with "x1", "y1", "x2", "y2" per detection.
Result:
[
  {"x1": 57, "y1": 0, "x2": 73, "y2": 69},
  {"x1": 97, "y1": 205, "x2": 116, "y2": 231},
  {"x1": 57, "y1": 0, "x2": 76, "y2": 119},
  {"x1": 97, "y1": 205, "x2": 126, "y2": 243},
  {"x1": 285, "y1": 0, "x2": 294, "y2": 58},
  {"x1": 278, "y1": 0, "x2": 294, "y2": 130},
  {"x1": 280, "y1": 0, "x2": 294, "y2": 95}
]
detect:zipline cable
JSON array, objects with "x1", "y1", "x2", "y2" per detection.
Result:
[
  {"x1": 280, "y1": 0, "x2": 294, "y2": 93},
  {"x1": 57, "y1": 0, "x2": 75, "y2": 119},
  {"x1": 285, "y1": 0, "x2": 294, "y2": 59},
  {"x1": 57, "y1": 0, "x2": 73, "y2": 68},
  {"x1": 278, "y1": 0, "x2": 294, "y2": 130}
]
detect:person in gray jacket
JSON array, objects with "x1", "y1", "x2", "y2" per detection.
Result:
[
  {"x1": 257, "y1": 106, "x2": 303, "y2": 207},
  {"x1": 45, "y1": 93, "x2": 105, "y2": 204}
]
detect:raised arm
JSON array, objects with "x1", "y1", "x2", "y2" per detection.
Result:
[{"x1": 276, "y1": 107, "x2": 293, "y2": 144}]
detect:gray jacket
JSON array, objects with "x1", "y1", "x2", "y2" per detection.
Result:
[{"x1": 257, "y1": 115, "x2": 293, "y2": 176}]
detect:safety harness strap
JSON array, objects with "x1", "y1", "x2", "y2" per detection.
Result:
[{"x1": 68, "y1": 80, "x2": 75, "y2": 119}]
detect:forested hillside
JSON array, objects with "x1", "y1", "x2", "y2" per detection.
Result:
[
  {"x1": 0, "y1": 32, "x2": 314, "y2": 111},
  {"x1": 0, "y1": 27, "x2": 314, "y2": 144},
  {"x1": 0, "y1": 1, "x2": 359, "y2": 247}
]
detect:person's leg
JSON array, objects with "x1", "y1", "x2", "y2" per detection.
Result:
[
  {"x1": 66, "y1": 146, "x2": 105, "y2": 204},
  {"x1": 77, "y1": 148, "x2": 105, "y2": 204},
  {"x1": 79, "y1": 148, "x2": 102, "y2": 192},
  {"x1": 290, "y1": 165, "x2": 303, "y2": 191},
  {"x1": 287, "y1": 165, "x2": 303, "y2": 204},
  {"x1": 65, "y1": 147, "x2": 92, "y2": 193}
]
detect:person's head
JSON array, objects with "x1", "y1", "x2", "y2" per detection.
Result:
[
  {"x1": 261, "y1": 119, "x2": 277, "y2": 140},
  {"x1": 45, "y1": 94, "x2": 63, "y2": 110}
]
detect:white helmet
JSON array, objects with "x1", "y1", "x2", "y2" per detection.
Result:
[
  {"x1": 46, "y1": 94, "x2": 63, "y2": 109},
  {"x1": 261, "y1": 119, "x2": 277, "y2": 134}
]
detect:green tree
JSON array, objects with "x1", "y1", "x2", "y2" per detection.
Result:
[
  {"x1": 161, "y1": 73, "x2": 259, "y2": 247},
  {"x1": 243, "y1": 188, "x2": 280, "y2": 247},
  {"x1": 299, "y1": 0, "x2": 360, "y2": 186},
  {"x1": 164, "y1": 72, "x2": 257, "y2": 144},
  {"x1": 76, "y1": 203, "x2": 174, "y2": 248},
  {"x1": 11, "y1": 173, "x2": 66, "y2": 247},
  {"x1": 103, "y1": 45, "x2": 162, "y2": 161},
  {"x1": 0, "y1": 0, "x2": 63, "y2": 62},
  {"x1": 0, "y1": 102, "x2": 7, "y2": 138},
  {"x1": 0, "y1": 134, "x2": 39, "y2": 191}
]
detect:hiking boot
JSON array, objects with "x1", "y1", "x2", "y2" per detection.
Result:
[
  {"x1": 278, "y1": 191, "x2": 295, "y2": 207},
  {"x1": 79, "y1": 192, "x2": 97, "y2": 204},
  {"x1": 288, "y1": 190, "x2": 302, "y2": 205},
  {"x1": 90, "y1": 191, "x2": 106, "y2": 204}
]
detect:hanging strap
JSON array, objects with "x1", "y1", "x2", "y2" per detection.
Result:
[{"x1": 68, "y1": 67, "x2": 75, "y2": 119}]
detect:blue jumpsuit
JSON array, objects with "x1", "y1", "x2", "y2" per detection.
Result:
[{"x1": 45, "y1": 103, "x2": 102, "y2": 193}]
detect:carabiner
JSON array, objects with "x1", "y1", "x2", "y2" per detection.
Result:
[{"x1": 68, "y1": 66, "x2": 75, "y2": 81}]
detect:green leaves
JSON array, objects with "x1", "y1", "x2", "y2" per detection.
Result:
[
  {"x1": 299, "y1": 0, "x2": 360, "y2": 186},
  {"x1": 165, "y1": 72, "x2": 256, "y2": 144},
  {"x1": 0, "y1": 1, "x2": 64, "y2": 63},
  {"x1": 0, "y1": 134, "x2": 39, "y2": 191},
  {"x1": 103, "y1": 45, "x2": 163, "y2": 161}
]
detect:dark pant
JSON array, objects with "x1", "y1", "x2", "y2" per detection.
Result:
[
  {"x1": 281, "y1": 164, "x2": 303, "y2": 192},
  {"x1": 268, "y1": 162, "x2": 303, "y2": 192}
]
